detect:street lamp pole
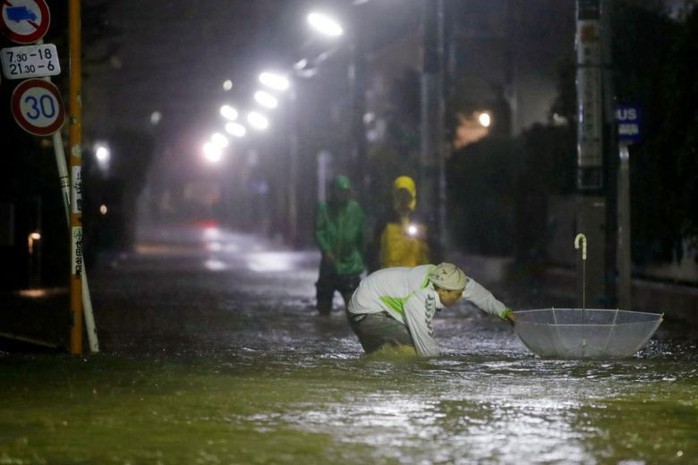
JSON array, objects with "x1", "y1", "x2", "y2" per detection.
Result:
[
  {"x1": 287, "y1": 88, "x2": 299, "y2": 247},
  {"x1": 349, "y1": 30, "x2": 368, "y2": 202},
  {"x1": 257, "y1": 71, "x2": 298, "y2": 246},
  {"x1": 305, "y1": 9, "x2": 367, "y2": 201},
  {"x1": 420, "y1": 0, "x2": 447, "y2": 253}
]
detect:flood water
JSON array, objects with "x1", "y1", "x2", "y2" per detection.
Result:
[{"x1": 1, "y1": 225, "x2": 697, "y2": 465}]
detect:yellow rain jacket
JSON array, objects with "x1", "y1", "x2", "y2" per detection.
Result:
[{"x1": 377, "y1": 176, "x2": 430, "y2": 269}]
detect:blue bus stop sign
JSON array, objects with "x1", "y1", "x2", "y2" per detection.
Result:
[{"x1": 616, "y1": 105, "x2": 641, "y2": 145}]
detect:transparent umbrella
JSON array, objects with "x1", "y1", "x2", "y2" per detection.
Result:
[
  {"x1": 514, "y1": 308, "x2": 663, "y2": 359},
  {"x1": 514, "y1": 234, "x2": 663, "y2": 359}
]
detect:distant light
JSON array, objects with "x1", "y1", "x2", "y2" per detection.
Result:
[
  {"x1": 99, "y1": 204, "x2": 108, "y2": 215},
  {"x1": 294, "y1": 58, "x2": 309, "y2": 71},
  {"x1": 259, "y1": 72, "x2": 290, "y2": 91},
  {"x1": 552, "y1": 113, "x2": 568, "y2": 127},
  {"x1": 247, "y1": 111, "x2": 269, "y2": 130},
  {"x1": 407, "y1": 224, "x2": 418, "y2": 236},
  {"x1": 293, "y1": 58, "x2": 318, "y2": 78},
  {"x1": 150, "y1": 111, "x2": 162, "y2": 125},
  {"x1": 478, "y1": 112, "x2": 492, "y2": 128},
  {"x1": 204, "y1": 259, "x2": 228, "y2": 271},
  {"x1": 202, "y1": 226, "x2": 221, "y2": 240},
  {"x1": 203, "y1": 142, "x2": 223, "y2": 163},
  {"x1": 94, "y1": 143, "x2": 110, "y2": 173},
  {"x1": 220, "y1": 105, "x2": 238, "y2": 120},
  {"x1": 254, "y1": 90, "x2": 278, "y2": 109},
  {"x1": 247, "y1": 252, "x2": 294, "y2": 272},
  {"x1": 95, "y1": 145, "x2": 110, "y2": 162},
  {"x1": 211, "y1": 132, "x2": 229, "y2": 149},
  {"x1": 27, "y1": 231, "x2": 41, "y2": 254},
  {"x1": 225, "y1": 122, "x2": 247, "y2": 137},
  {"x1": 307, "y1": 12, "x2": 344, "y2": 37},
  {"x1": 222, "y1": 79, "x2": 233, "y2": 91}
]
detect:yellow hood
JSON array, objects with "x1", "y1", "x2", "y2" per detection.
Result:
[{"x1": 393, "y1": 176, "x2": 417, "y2": 211}]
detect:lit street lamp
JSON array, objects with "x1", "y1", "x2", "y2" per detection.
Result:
[
  {"x1": 220, "y1": 104, "x2": 239, "y2": 121},
  {"x1": 202, "y1": 142, "x2": 223, "y2": 164},
  {"x1": 300, "y1": 10, "x2": 368, "y2": 202},
  {"x1": 307, "y1": 11, "x2": 344, "y2": 38},
  {"x1": 225, "y1": 121, "x2": 246, "y2": 138},
  {"x1": 259, "y1": 72, "x2": 290, "y2": 91},
  {"x1": 254, "y1": 90, "x2": 279, "y2": 109},
  {"x1": 247, "y1": 111, "x2": 270, "y2": 130}
]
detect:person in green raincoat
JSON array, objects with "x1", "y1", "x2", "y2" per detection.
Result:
[{"x1": 314, "y1": 175, "x2": 366, "y2": 316}]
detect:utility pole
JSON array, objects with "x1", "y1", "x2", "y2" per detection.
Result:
[
  {"x1": 420, "y1": 0, "x2": 447, "y2": 253},
  {"x1": 349, "y1": 14, "x2": 368, "y2": 203},
  {"x1": 574, "y1": 0, "x2": 611, "y2": 308}
]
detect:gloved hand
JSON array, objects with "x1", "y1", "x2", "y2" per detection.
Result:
[{"x1": 501, "y1": 308, "x2": 516, "y2": 326}]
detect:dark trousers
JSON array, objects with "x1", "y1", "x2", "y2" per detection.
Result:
[
  {"x1": 315, "y1": 262, "x2": 361, "y2": 314},
  {"x1": 346, "y1": 311, "x2": 414, "y2": 354}
]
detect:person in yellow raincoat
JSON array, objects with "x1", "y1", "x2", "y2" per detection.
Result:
[{"x1": 371, "y1": 176, "x2": 438, "y2": 270}]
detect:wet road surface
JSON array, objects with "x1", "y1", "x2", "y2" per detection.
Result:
[{"x1": 1, "y1": 224, "x2": 697, "y2": 465}]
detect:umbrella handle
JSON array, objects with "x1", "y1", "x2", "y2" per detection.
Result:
[
  {"x1": 574, "y1": 233, "x2": 587, "y2": 310},
  {"x1": 574, "y1": 233, "x2": 587, "y2": 260}
]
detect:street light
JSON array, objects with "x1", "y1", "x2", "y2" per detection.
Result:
[
  {"x1": 259, "y1": 72, "x2": 290, "y2": 91},
  {"x1": 254, "y1": 90, "x2": 279, "y2": 109},
  {"x1": 304, "y1": 9, "x2": 367, "y2": 190},
  {"x1": 307, "y1": 11, "x2": 344, "y2": 38},
  {"x1": 247, "y1": 111, "x2": 269, "y2": 130},
  {"x1": 220, "y1": 104, "x2": 238, "y2": 121},
  {"x1": 225, "y1": 121, "x2": 246, "y2": 138},
  {"x1": 211, "y1": 132, "x2": 229, "y2": 148},
  {"x1": 202, "y1": 142, "x2": 223, "y2": 164}
]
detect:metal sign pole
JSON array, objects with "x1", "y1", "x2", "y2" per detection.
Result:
[
  {"x1": 68, "y1": 0, "x2": 84, "y2": 355},
  {"x1": 52, "y1": 130, "x2": 98, "y2": 352},
  {"x1": 615, "y1": 104, "x2": 640, "y2": 310},
  {"x1": 1, "y1": 1, "x2": 98, "y2": 352},
  {"x1": 617, "y1": 143, "x2": 631, "y2": 309},
  {"x1": 32, "y1": 33, "x2": 98, "y2": 353}
]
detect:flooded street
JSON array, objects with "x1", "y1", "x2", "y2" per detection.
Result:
[{"x1": 1, "y1": 225, "x2": 697, "y2": 465}]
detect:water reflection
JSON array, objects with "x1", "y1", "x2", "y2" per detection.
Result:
[{"x1": 2, "y1": 226, "x2": 696, "y2": 465}]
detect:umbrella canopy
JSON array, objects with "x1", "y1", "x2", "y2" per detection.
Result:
[{"x1": 515, "y1": 308, "x2": 663, "y2": 359}]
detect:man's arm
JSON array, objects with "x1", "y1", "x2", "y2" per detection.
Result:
[
  {"x1": 462, "y1": 278, "x2": 511, "y2": 319},
  {"x1": 314, "y1": 203, "x2": 332, "y2": 254}
]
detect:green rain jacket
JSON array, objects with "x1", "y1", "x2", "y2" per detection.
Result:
[{"x1": 314, "y1": 199, "x2": 365, "y2": 275}]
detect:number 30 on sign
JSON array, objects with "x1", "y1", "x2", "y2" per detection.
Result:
[{"x1": 11, "y1": 78, "x2": 65, "y2": 136}]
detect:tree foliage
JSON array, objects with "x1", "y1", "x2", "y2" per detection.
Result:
[
  {"x1": 444, "y1": 1, "x2": 697, "y2": 267},
  {"x1": 611, "y1": 1, "x2": 698, "y2": 263},
  {"x1": 447, "y1": 136, "x2": 521, "y2": 255}
]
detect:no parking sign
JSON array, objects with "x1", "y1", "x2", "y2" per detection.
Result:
[
  {"x1": 11, "y1": 78, "x2": 65, "y2": 136},
  {"x1": 0, "y1": 0, "x2": 51, "y2": 44}
]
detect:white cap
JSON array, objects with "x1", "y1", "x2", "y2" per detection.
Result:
[{"x1": 428, "y1": 263, "x2": 467, "y2": 291}]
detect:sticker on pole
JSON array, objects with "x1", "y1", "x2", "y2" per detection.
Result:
[
  {"x1": 11, "y1": 78, "x2": 65, "y2": 136},
  {"x1": 0, "y1": 0, "x2": 51, "y2": 45}
]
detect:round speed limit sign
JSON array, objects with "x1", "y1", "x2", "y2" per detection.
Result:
[{"x1": 11, "y1": 78, "x2": 65, "y2": 136}]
